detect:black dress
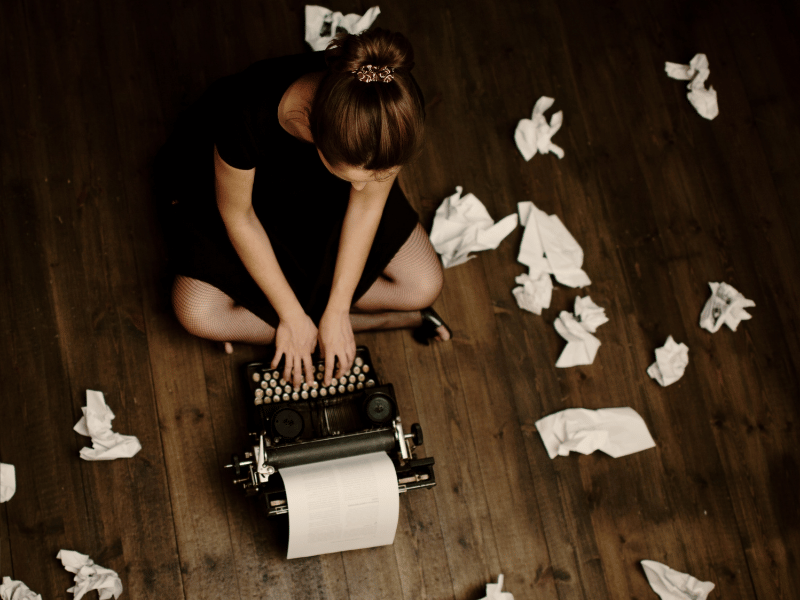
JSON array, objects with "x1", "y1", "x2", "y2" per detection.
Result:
[{"x1": 154, "y1": 51, "x2": 419, "y2": 328}]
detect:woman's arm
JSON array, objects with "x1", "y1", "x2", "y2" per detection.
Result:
[
  {"x1": 214, "y1": 146, "x2": 318, "y2": 386},
  {"x1": 318, "y1": 174, "x2": 396, "y2": 383}
]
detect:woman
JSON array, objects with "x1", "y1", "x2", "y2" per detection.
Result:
[{"x1": 156, "y1": 28, "x2": 450, "y2": 389}]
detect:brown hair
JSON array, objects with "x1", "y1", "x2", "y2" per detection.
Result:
[{"x1": 309, "y1": 28, "x2": 425, "y2": 172}]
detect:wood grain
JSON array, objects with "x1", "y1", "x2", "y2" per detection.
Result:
[{"x1": 1, "y1": 0, "x2": 798, "y2": 598}]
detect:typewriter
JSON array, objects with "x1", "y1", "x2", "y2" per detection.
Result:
[{"x1": 225, "y1": 346, "x2": 436, "y2": 516}]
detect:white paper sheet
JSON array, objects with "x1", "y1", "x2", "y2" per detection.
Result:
[
  {"x1": 282, "y1": 452, "x2": 399, "y2": 559},
  {"x1": 57, "y1": 550, "x2": 123, "y2": 600},
  {"x1": 514, "y1": 96, "x2": 564, "y2": 160},
  {"x1": 478, "y1": 574, "x2": 515, "y2": 600},
  {"x1": 665, "y1": 53, "x2": 718, "y2": 120},
  {"x1": 641, "y1": 560, "x2": 715, "y2": 600},
  {"x1": 0, "y1": 463, "x2": 15, "y2": 503},
  {"x1": 517, "y1": 201, "x2": 591, "y2": 288},
  {"x1": 573, "y1": 295, "x2": 608, "y2": 333},
  {"x1": 512, "y1": 271, "x2": 553, "y2": 315},
  {"x1": 535, "y1": 407, "x2": 656, "y2": 459},
  {"x1": 73, "y1": 390, "x2": 141, "y2": 461},
  {"x1": 699, "y1": 282, "x2": 755, "y2": 333},
  {"x1": 305, "y1": 5, "x2": 380, "y2": 51},
  {"x1": 0, "y1": 577, "x2": 42, "y2": 600},
  {"x1": 554, "y1": 311, "x2": 602, "y2": 367},
  {"x1": 647, "y1": 336, "x2": 690, "y2": 387},
  {"x1": 430, "y1": 186, "x2": 518, "y2": 268}
]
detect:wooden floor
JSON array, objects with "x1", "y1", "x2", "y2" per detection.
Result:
[{"x1": 2, "y1": 0, "x2": 799, "y2": 598}]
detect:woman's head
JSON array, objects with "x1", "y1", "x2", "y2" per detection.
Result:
[{"x1": 310, "y1": 28, "x2": 425, "y2": 174}]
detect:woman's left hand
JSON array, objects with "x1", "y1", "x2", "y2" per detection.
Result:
[{"x1": 317, "y1": 307, "x2": 356, "y2": 386}]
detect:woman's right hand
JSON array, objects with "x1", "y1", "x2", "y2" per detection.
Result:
[{"x1": 271, "y1": 311, "x2": 319, "y2": 388}]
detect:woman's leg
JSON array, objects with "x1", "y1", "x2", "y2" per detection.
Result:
[
  {"x1": 171, "y1": 275, "x2": 277, "y2": 348},
  {"x1": 351, "y1": 223, "x2": 450, "y2": 340}
]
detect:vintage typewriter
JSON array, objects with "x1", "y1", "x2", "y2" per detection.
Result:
[{"x1": 226, "y1": 346, "x2": 436, "y2": 516}]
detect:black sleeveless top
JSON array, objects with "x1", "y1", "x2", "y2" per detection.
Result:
[{"x1": 155, "y1": 52, "x2": 418, "y2": 327}]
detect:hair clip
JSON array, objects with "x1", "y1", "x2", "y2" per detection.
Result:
[{"x1": 351, "y1": 65, "x2": 395, "y2": 83}]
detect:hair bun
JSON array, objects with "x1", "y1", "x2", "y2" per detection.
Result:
[{"x1": 325, "y1": 28, "x2": 415, "y2": 74}]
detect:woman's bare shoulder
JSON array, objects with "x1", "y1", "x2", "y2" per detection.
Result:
[{"x1": 278, "y1": 71, "x2": 324, "y2": 143}]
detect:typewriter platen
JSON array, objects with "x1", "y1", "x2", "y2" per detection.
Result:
[{"x1": 225, "y1": 346, "x2": 436, "y2": 516}]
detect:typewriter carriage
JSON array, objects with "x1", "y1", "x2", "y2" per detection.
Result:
[{"x1": 226, "y1": 346, "x2": 436, "y2": 517}]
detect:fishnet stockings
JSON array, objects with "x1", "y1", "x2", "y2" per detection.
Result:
[{"x1": 171, "y1": 222, "x2": 444, "y2": 342}]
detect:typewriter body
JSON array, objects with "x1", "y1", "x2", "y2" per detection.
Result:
[{"x1": 226, "y1": 346, "x2": 436, "y2": 516}]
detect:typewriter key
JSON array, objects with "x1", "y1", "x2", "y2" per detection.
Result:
[
  {"x1": 317, "y1": 363, "x2": 324, "y2": 372},
  {"x1": 347, "y1": 383, "x2": 354, "y2": 392},
  {"x1": 362, "y1": 365, "x2": 370, "y2": 373},
  {"x1": 279, "y1": 378, "x2": 287, "y2": 386},
  {"x1": 310, "y1": 389, "x2": 318, "y2": 398},
  {"x1": 260, "y1": 380, "x2": 268, "y2": 389},
  {"x1": 319, "y1": 388, "x2": 327, "y2": 397},
  {"x1": 311, "y1": 381, "x2": 319, "y2": 389},
  {"x1": 265, "y1": 388, "x2": 273, "y2": 397},
  {"x1": 355, "y1": 357, "x2": 363, "y2": 367},
  {"x1": 356, "y1": 382, "x2": 364, "y2": 389},
  {"x1": 292, "y1": 392, "x2": 299, "y2": 401},
  {"x1": 353, "y1": 366, "x2": 361, "y2": 375},
  {"x1": 301, "y1": 390, "x2": 309, "y2": 399},
  {"x1": 269, "y1": 379, "x2": 277, "y2": 388},
  {"x1": 254, "y1": 396, "x2": 263, "y2": 405},
  {"x1": 282, "y1": 393, "x2": 290, "y2": 401},
  {"x1": 328, "y1": 386, "x2": 336, "y2": 395},
  {"x1": 301, "y1": 382, "x2": 309, "y2": 391},
  {"x1": 357, "y1": 373, "x2": 365, "y2": 382},
  {"x1": 315, "y1": 372, "x2": 323, "y2": 381},
  {"x1": 283, "y1": 384, "x2": 292, "y2": 393},
  {"x1": 330, "y1": 377, "x2": 338, "y2": 386},
  {"x1": 348, "y1": 375, "x2": 356, "y2": 383},
  {"x1": 366, "y1": 379, "x2": 375, "y2": 387},
  {"x1": 255, "y1": 388, "x2": 264, "y2": 398},
  {"x1": 338, "y1": 385, "x2": 346, "y2": 394},
  {"x1": 252, "y1": 372, "x2": 261, "y2": 382},
  {"x1": 264, "y1": 396, "x2": 272, "y2": 404}
]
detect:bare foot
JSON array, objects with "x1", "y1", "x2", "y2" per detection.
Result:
[{"x1": 223, "y1": 342, "x2": 234, "y2": 354}]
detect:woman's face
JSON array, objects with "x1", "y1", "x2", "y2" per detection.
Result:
[{"x1": 317, "y1": 149, "x2": 399, "y2": 191}]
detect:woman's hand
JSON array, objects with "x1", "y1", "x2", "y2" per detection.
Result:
[
  {"x1": 271, "y1": 311, "x2": 318, "y2": 388},
  {"x1": 317, "y1": 307, "x2": 356, "y2": 385}
]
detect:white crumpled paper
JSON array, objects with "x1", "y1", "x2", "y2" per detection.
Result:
[
  {"x1": 0, "y1": 463, "x2": 15, "y2": 503},
  {"x1": 647, "y1": 336, "x2": 690, "y2": 387},
  {"x1": 512, "y1": 271, "x2": 553, "y2": 315},
  {"x1": 57, "y1": 550, "x2": 123, "y2": 600},
  {"x1": 429, "y1": 186, "x2": 518, "y2": 268},
  {"x1": 74, "y1": 390, "x2": 141, "y2": 461},
  {"x1": 641, "y1": 560, "x2": 715, "y2": 600},
  {"x1": 514, "y1": 96, "x2": 564, "y2": 160},
  {"x1": 699, "y1": 282, "x2": 754, "y2": 333},
  {"x1": 665, "y1": 53, "x2": 718, "y2": 120},
  {"x1": 517, "y1": 201, "x2": 591, "y2": 288},
  {"x1": 535, "y1": 407, "x2": 656, "y2": 459},
  {"x1": 304, "y1": 5, "x2": 380, "y2": 51},
  {"x1": 574, "y1": 295, "x2": 608, "y2": 332},
  {"x1": 478, "y1": 574, "x2": 514, "y2": 600},
  {"x1": 0, "y1": 576, "x2": 42, "y2": 600},
  {"x1": 553, "y1": 296, "x2": 607, "y2": 367}
]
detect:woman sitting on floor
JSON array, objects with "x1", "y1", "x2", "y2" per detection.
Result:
[{"x1": 156, "y1": 28, "x2": 451, "y2": 388}]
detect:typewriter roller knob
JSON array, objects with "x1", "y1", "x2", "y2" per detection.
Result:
[{"x1": 410, "y1": 423, "x2": 423, "y2": 446}]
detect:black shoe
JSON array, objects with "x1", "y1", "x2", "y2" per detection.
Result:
[{"x1": 412, "y1": 307, "x2": 452, "y2": 345}]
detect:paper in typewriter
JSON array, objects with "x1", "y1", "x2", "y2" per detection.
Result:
[{"x1": 282, "y1": 452, "x2": 400, "y2": 559}]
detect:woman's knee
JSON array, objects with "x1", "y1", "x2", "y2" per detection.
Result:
[{"x1": 171, "y1": 275, "x2": 228, "y2": 337}]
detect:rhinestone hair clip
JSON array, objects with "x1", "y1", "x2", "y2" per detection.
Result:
[{"x1": 351, "y1": 64, "x2": 395, "y2": 83}]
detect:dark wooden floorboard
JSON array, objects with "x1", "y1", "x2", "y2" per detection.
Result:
[{"x1": 2, "y1": 0, "x2": 798, "y2": 599}]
